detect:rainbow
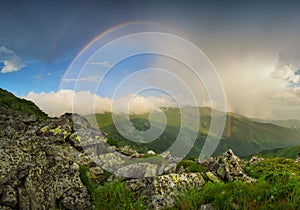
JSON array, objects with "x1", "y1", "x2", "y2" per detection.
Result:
[{"x1": 58, "y1": 20, "x2": 170, "y2": 90}]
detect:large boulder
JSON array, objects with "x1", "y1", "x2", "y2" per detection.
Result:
[
  {"x1": 201, "y1": 149, "x2": 256, "y2": 183},
  {"x1": 0, "y1": 107, "x2": 96, "y2": 209},
  {"x1": 98, "y1": 149, "x2": 182, "y2": 179},
  {"x1": 125, "y1": 173, "x2": 205, "y2": 209},
  {"x1": 223, "y1": 149, "x2": 256, "y2": 182}
]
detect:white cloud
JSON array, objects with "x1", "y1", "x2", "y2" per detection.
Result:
[
  {"x1": 0, "y1": 46, "x2": 24, "y2": 73},
  {"x1": 62, "y1": 76, "x2": 99, "y2": 83},
  {"x1": 113, "y1": 94, "x2": 176, "y2": 114},
  {"x1": 89, "y1": 61, "x2": 112, "y2": 68},
  {"x1": 23, "y1": 89, "x2": 176, "y2": 117},
  {"x1": 272, "y1": 57, "x2": 300, "y2": 84}
]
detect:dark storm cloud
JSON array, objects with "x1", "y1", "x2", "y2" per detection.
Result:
[
  {"x1": 0, "y1": 0, "x2": 89, "y2": 62},
  {"x1": 3, "y1": 0, "x2": 300, "y2": 119},
  {"x1": 0, "y1": 0, "x2": 188, "y2": 63},
  {"x1": 1, "y1": 0, "x2": 300, "y2": 64},
  {"x1": 0, "y1": 0, "x2": 148, "y2": 62}
]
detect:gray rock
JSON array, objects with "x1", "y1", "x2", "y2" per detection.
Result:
[
  {"x1": 0, "y1": 185, "x2": 17, "y2": 208},
  {"x1": 201, "y1": 149, "x2": 256, "y2": 183},
  {"x1": 117, "y1": 145, "x2": 141, "y2": 157},
  {"x1": 89, "y1": 166, "x2": 104, "y2": 176},
  {"x1": 216, "y1": 165, "x2": 226, "y2": 179},
  {"x1": 200, "y1": 203, "x2": 215, "y2": 210},
  {"x1": 147, "y1": 150, "x2": 156, "y2": 156},
  {"x1": 223, "y1": 149, "x2": 256, "y2": 183},
  {"x1": 295, "y1": 153, "x2": 300, "y2": 164},
  {"x1": 0, "y1": 108, "x2": 95, "y2": 209},
  {"x1": 98, "y1": 152, "x2": 127, "y2": 172},
  {"x1": 249, "y1": 156, "x2": 264, "y2": 165},
  {"x1": 126, "y1": 173, "x2": 205, "y2": 209},
  {"x1": 115, "y1": 162, "x2": 158, "y2": 178},
  {"x1": 0, "y1": 206, "x2": 13, "y2": 210},
  {"x1": 206, "y1": 172, "x2": 220, "y2": 183}
]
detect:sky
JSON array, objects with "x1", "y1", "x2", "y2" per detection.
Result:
[{"x1": 1, "y1": 0, "x2": 300, "y2": 120}]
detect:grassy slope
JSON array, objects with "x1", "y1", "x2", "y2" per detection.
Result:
[
  {"x1": 0, "y1": 88, "x2": 48, "y2": 119},
  {"x1": 79, "y1": 158, "x2": 300, "y2": 210},
  {"x1": 86, "y1": 107, "x2": 300, "y2": 157},
  {"x1": 173, "y1": 158, "x2": 300, "y2": 210},
  {"x1": 253, "y1": 145, "x2": 300, "y2": 159},
  {"x1": 253, "y1": 117, "x2": 300, "y2": 129}
]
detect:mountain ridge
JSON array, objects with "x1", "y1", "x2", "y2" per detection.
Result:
[
  {"x1": 0, "y1": 88, "x2": 48, "y2": 119},
  {"x1": 88, "y1": 108, "x2": 300, "y2": 157}
]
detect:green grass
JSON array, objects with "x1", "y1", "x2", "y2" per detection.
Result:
[
  {"x1": 0, "y1": 88, "x2": 48, "y2": 119},
  {"x1": 86, "y1": 108, "x2": 300, "y2": 158},
  {"x1": 79, "y1": 165, "x2": 146, "y2": 210},
  {"x1": 244, "y1": 158, "x2": 300, "y2": 182},
  {"x1": 253, "y1": 145, "x2": 300, "y2": 159},
  {"x1": 176, "y1": 159, "x2": 208, "y2": 173},
  {"x1": 79, "y1": 158, "x2": 300, "y2": 210},
  {"x1": 172, "y1": 158, "x2": 300, "y2": 210}
]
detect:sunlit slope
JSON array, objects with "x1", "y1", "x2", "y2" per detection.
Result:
[
  {"x1": 0, "y1": 88, "x2": 48, "y2": 119},
  {"x1": 86, "y1": 107, "x2": 300, "y2": 157},
  {"x1": 251, "y1": 145, "x2": 300, "y2": 159}
]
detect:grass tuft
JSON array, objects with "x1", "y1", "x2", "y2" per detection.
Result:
[{"x1": 79, "y1": 165, "x2": 146, "y2": 210}]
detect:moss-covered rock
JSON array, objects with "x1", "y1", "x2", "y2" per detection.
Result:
[
  {"x1": 0, "y1": 106, "x2": 96, "y2": 209},
  {"x1": 125, "y1": 172, "x2": 205, "y2": 209}
]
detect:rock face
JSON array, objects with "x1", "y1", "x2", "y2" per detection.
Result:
[
  {"x1": 125, "y1": 173, "x2": 205, "y2": 209},
  {"x1": 202, "y1": 149, "x2": 256, "y2": 183},
  {"x1": 97, "y1": 148, "x2": 181, "y2": 179},
  {"x1": 0, "y1": 106, "x2": 94, "y2": 209},
  {"x1": 0, "y1": 100, "x2": 257, "y2": 210},
  {"x1": 295, "y1": 153, "x2": 300, "y2": 164},
  {"x1": 249, "y1": 156, "x2": 264, "y2": 165}
]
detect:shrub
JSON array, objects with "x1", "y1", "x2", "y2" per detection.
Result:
[{"x1": 176, "y1": 160, "x2": 208, "y2": 173}]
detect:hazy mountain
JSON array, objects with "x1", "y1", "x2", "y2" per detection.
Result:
[
  {"x1": 87, "y1": 108, "x2": 300, "y2": 157},
  {"x1": 253, "y1": 118, "x2": 300, "y2": 129},
  {"x1": 249, "y1": 145, "x2": 300, "y2": 159},
  {"x1": 2, "y1": 87, "x2": 298, "y2": 158}
]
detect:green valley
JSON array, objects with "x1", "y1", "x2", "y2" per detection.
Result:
[{"x1": 86, "y1": 107, "x2": 300, "y2": 158}]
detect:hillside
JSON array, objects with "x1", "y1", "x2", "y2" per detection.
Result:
[
  {"x1": 252, "y1": 145, "x2": 300, "y2": 159},
  {"x1": 0, "y1": 88, "x2": 48, "y2": 119},
  {"x1": 1, "y1": 89, "x2": 300, "y2": 209},
  {"x1": 87, "y1": 108, "x2": 300, "y2": 157},
  {"x1": 253, "y1": 118, "x2": 300, "y2": 129}
]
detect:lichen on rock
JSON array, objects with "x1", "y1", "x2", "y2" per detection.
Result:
[{"x1": 0, "y1": 107, "x2": 93, "y2": 209}]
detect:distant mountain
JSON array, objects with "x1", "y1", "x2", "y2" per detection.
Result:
[
  {"x1": 250, "y1": 145, "x2": 300, "y2": 159},
  {"x1": 0, "y1": 88, "x2": 48, "y2": 119},
  {"x1": 252, "y1": 117, "x2": 300, "y2": 129},
  {"x1": 87, "y1": 107, "x2": 300, "y2": 158}
]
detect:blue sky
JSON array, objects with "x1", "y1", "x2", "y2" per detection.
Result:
[
  {"x1": 0, "y1": 60, "x2": 68, "y2": 95},
  {"x1": 1, "y1": 0, "x2": 300, "y2": 119}
]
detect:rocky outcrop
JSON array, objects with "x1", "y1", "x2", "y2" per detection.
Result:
[
  {"x1": 0, "y1": 103, "x2": 199, "y2": 209},
  {"x1": 223, "y1": 149, "x2": 256, "y2": 182},
  {"x1": 201, "y1": 149, "x2": 256, "y2": 183},
  {"x1": 0, "y1": 103, "x2": 257, "y2": 210},
  {"x1": 200, "y1": 203, "x2": 215, "y2": 210},
  {"x1": 295, "y1": 153, "x2": 300, "y2": 164},
  {"x1": 249, "y1": 156, "x2": 264, "y2": 165},
  {"x1": 125, "y1": 172, "x2": 205, "y2": 209},
  {"x1": 97, "y1": 149, "x2": 181, "y2": 179},
  {"x1": 0, "y1": 106, "x2": 94, "y2": 209}
]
